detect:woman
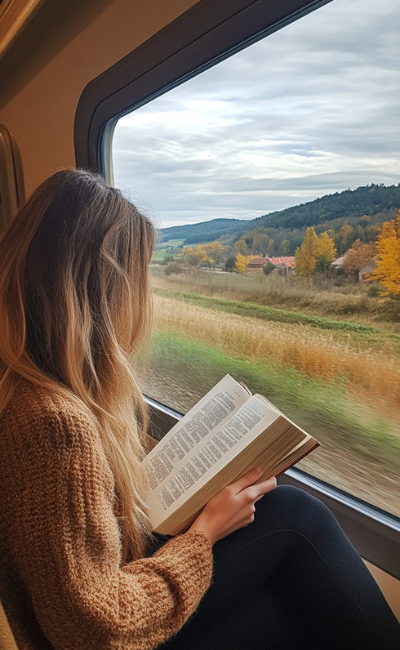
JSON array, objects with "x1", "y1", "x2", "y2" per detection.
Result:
[{"x1": 0, "y1": 169, "x2": 398, "y2": 650}]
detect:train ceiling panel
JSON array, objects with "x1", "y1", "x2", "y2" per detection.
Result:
[{"x1": 0, "y1": 0, "x2": 44, "y2": 59}]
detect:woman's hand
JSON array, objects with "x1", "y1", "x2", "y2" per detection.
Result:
[{"x1": 188, "y1": 467, "x2": 276, "y2": 545}]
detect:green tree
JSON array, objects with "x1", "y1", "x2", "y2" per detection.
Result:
[
  {"x1": 280, "y1": 239, "x2": 290, "y2": 255},
  {"x1": 295, "y1": 227, "x2": 319, "y2": 277},
  {"x1": 225, "y1": 256, "x2": 236, "y2": 272},
  {"x1": 262, "y1": 261, "x2": 276, "y2": 276}
]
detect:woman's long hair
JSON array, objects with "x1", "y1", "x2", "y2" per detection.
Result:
[{"x1": 0, "y1": 169, "x2": 155, "y2": 559}]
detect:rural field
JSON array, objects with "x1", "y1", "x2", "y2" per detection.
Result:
[{"x1": 137, "y1": 268, "x2": 400, "y2": 517}]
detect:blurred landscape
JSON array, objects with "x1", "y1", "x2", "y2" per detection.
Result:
[{"x1": 139, "y1": 251, "x2": 400, "y2": 518}]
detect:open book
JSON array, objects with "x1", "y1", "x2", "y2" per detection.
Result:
[{"x1": 143, "y1": 374, "x2": 319, "y2": 535}]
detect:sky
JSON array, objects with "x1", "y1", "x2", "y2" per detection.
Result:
[{"x1": 112, "y1": 0, "x2": 400, "y2": 228}]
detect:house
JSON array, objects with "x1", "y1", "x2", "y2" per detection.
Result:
[
  {"x1": 331, "y1": 256, "x2": 345, "y2": 269},
  {"x1": 266, "y1": 256, "x2": 295, "y2": 268},
  {"x1": 245, "y1": 257, "x2": 269, "y2": 273},
  {"x1": 267, "y1": 256, "x2": 295, "y2": 276},
  {"x1": 245, "y1": 256, "x2": 296, "y2": 275},
  {"x1": 359, "y1": 259, "x2": 377, "y2": 282}
]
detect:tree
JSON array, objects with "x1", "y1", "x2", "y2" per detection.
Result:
[
  {"x1": 267, "y1": 239, "x2": 275, "y2": 257},
  {"x1": 369, "y1": 211, "x2": 400, "y2": 296},
  {"x1": 225, "y1": 256, "x2": 236, "y2": 272},
  {"x1": 295, "y1": 227, "x2": 319, "y2": 277},
  {"x1": 203, "y1": 241, "x2": 225, "y2": 266},
  {"x1": 339, "y1": 223, "x2": 354, "y2": 254},
  {"x1": 178, "y1": 242, "x2": 224, "y2": 268},
  {"x1": 234, "y1": 254, "x2": 258, "y2": 274},
  {"x1": 280, "y1": 239, "x2": 290, "y2": 255},
  {"x1": 262, "y1": 261, "x2": 276, "y2": 276},
  {"x1": 252, "y1": 233, "x2": 268, "y2": 255},
  {"x1": 315, "y1": 231, "x2": 336, "y2": 272},
  {"x1": 234, "y1": 254, "x2": 247, "y2": 274},
  {"x1": 343, "y1": 239, "x2": 376, "y2": 278},
  {"x1": 234, "y1": 239, "x2": 248, "y2": 255}
]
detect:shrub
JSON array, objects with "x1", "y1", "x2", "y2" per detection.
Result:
[
  {"x1": 367, "y1": 283, "x2": 381, "y2": 298},
  {"x1": 162, "y1": 255, "x2": 175, "y2": 265},
  {"x1": 164, "y1": 262, "x2": 183, "y2": 276},
  {"x1": 262, "y1": 261, "x2": 276, "y2": 276}
]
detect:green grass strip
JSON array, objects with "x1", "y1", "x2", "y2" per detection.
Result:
[
  {"x1": 149, "y1": 330, "x2": 400, "y2": 473},
  {"x1": 153, "y1": 287, "x2": 377, "y2": 333}
]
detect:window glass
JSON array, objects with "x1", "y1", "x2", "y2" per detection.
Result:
[{"x1": 112, "y1": 0, "x2": 400, "y2": 518}]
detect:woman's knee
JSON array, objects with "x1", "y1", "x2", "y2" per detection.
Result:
[{"x1": 257, "y1": 484, "x2": 340, "y2": 538}]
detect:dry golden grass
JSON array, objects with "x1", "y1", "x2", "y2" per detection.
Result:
[
  {"x1": 151, "y1": 269, "x2": 377, "y2": 318},
  {"x1": 151, "y1": 268, "x2": 400, "y2": 328},
  {"x1": 153, "y1": 294, "x2": 400, "y2": 414}
]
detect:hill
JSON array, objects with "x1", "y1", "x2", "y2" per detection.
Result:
[
  {"x1": 238, "y1": 184, "x2": 400, "y2": 256},
  {"x1": 160, "y1": 184, "x2": 400, "y2": 256},
  {"x1": 250, "y1": 183, "x2": 400, "y2": 231},
  {"x1": 160, "y1": 218, "x2": 245, "y2": 244}
]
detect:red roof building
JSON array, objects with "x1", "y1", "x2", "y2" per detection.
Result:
[{"x1": 266, "y1": 256, "x2": 295, "y2": 268}]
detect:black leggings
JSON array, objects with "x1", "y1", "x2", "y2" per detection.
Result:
[{"x1": 158, "y1": 486, "x2": 400, "y2": 650}]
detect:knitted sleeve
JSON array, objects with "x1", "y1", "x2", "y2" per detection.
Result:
[{"x1": 2, "y1": 392, "x2": 213, "y2": 650}]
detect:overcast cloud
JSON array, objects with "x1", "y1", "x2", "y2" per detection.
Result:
[{"x1": 112, "y1": 0, "x2": 400, "y2": 227}]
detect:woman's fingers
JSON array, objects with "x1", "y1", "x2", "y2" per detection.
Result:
[
  {"x1": 250, "y1": 476, "x2": 277, "y2": 499},
  {"x1": 189, "y1": 471, "x2": 277, "y2": 544},
  {"x1": 231, "y1": 466, "x2": 263, "y2": 494}
]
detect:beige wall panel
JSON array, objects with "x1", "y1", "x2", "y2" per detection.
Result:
[
  {"x1": 365, "y1": 561, "x2": 400, "y2": 621},
  {"x1": 0, "y1": 0, "x2": 199, "y2": 196}
]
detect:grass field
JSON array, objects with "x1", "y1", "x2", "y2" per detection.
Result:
[
  {"x1": 141, "y1": 329, "x2": 400, "y2": 515},
  {"x1": 151, "y1": 239, "x2": 185, "y2": 262},
  {"x1": 151, "y1": 294, "x2": 400, "y2": 416},
  {"x1": 141, "y1": 268, "x2": 400, "y2": 516},
  {"x1": 150, "y1": 267, "x2": 400, "y2": 326}
]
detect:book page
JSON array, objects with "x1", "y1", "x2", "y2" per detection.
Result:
[
  {"x1": 143, "y1": 375, "x2": 250, "y2": 493},
  {"x1": 146, "y1": 395, "x2": 280, "y2": 529}
]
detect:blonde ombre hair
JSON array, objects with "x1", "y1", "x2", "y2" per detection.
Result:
[{"x1": 0, "y1": 169, "x2": 155, "y2": 559}]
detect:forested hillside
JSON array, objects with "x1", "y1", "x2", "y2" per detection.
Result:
[
  {"x1": 253, "y1": 184, "x2": 400, "y2": 230},
  {"x1": 160, "y1": 218, "x2": 243, "y2": 243},
  {"x1": 160, "y1": 184, "x2": 400, "y2": 256},
  {"x1": 239, "y1": 184, "x2": 400, "y2": 256}
]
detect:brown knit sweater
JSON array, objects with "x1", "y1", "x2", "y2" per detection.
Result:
[{"x1": 0, "y1": 380, "x2": 213, "y2": 650}]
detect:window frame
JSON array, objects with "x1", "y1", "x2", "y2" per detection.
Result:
[{"x1": 74, "y1": 0, "x2": 400, "y2": 579}]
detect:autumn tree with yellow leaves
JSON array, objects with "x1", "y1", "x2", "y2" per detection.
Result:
[
  {"x1": 234, "y1": 254, "x2": 258, "y2": 273},
  {"x1": 370, "y1": 210, "x2": 400, "y2": 296},
  {"x1": 179, "y1": 242, "x2": 224, "y2": 268},
  {"x1": 316, "y1": 231, "x2": 337, "y2": 272},
  {"x1": 295, "y1": 227, "x2": 337, "y2": 277},
  {"x1": 295, "y1": 227, "x2": 319, "y2": 277},
  {"x1": 295, "y1": 227, "x2": 336, "y2": 277}
]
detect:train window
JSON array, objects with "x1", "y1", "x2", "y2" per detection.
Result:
[{"x1": 111, "y1": 0, "x2": 400, "y2": 520}]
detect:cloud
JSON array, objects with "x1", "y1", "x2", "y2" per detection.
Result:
[{"x1": 113, "y1": 0, "x2": 400, "y2": 227}]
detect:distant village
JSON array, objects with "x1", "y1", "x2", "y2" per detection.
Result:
[
  {"x1": 244, "y1": 254, "x2": 376, "y2": 283},
  {"x1": 157, "y1": 185, "x2": 400, "y2": 295},
  {"x1": 158, "y1": 219, "x2": 396, "y2": 289}
]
